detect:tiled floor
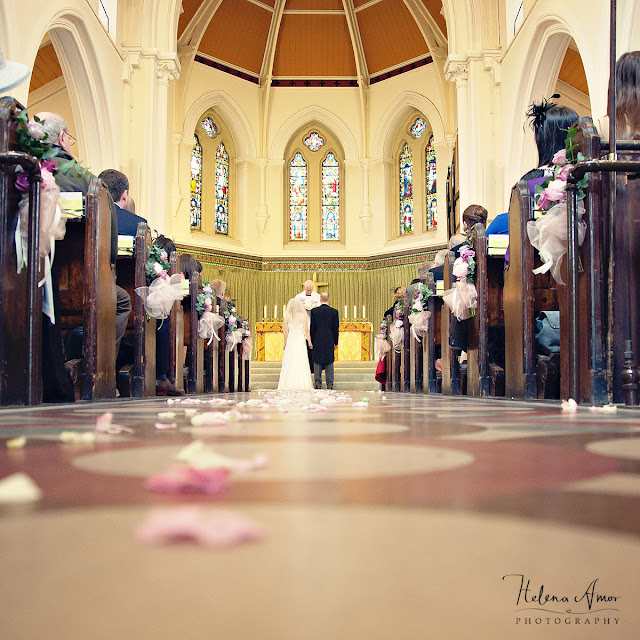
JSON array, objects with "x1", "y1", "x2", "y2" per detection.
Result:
[{"x1": 1, "y1": 391, "x2": 639, "y2": 639}]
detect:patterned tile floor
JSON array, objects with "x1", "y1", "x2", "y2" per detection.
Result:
[{"x1": 1, "y1": 391, "x2": 639, "y2": 639}]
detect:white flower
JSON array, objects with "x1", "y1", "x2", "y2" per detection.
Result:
[{"x1": 153, "y1": 262, "x2": 163, "y2": 274}]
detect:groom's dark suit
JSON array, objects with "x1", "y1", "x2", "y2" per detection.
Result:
[{"x1": 310, "y1": 303, "x2": 340, "y2": 389}]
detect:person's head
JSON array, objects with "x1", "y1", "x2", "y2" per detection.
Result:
[
  {"x1": 462, "y1": 204, "x2": 488, "y2": 232},
  {"x1": 320, "y1": 292, "x2": 330, "y2": 304},
  {"x1": 98, "y1": 169, "x2": 129, "y2": 207},
  {"x1": 34, "y1": 112, "x2": 75, "y2": 153},
  {"x1": 155, "y1": 235, "x2": 176, "y2": 257},
  {"x1": 434, "y1": 248, "x2": 448, "y2": 267},
  {"x1": 285, "y1": 297, "x2": 307, "y2": 323},
  {"x1": 303, "y1": 279, "x2": 314, "y2": 295},
  {"x1": 179, "y1": 253, "x2": 201, "y2": 282},
  {"x1": 449, "y1": 233, "x2": 466, "y2": 248},
  {"x1": 393, "y1": 286, "x2": 406, "y2": 303},
  {"x1": 210, "y1": 279, "x2": 226, "y2": 298},
  {"x1": 417, "y1": 261, "x2": 432, "y2": 281},
  {"x1": 612, "y1": 51, "x2": 640, "y2": 139},
  {"x1": 525, "y1": 99, "x2": 578, "y2": 167}
]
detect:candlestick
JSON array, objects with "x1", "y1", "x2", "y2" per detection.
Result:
[
  {"x1": 274, "y1": 305, "x2": 277, "y2": 320},
  {"x1": 263, "y1": 304, "x2": 267, "y2": 319},
  {"x1": 283, "y1": 304, "x2": 287, "y2": 319},
  {"x1": 344, "y1": 305, "x2": 347, "y2": 320},
  {"x1": 362, "y1": 305, "x2": 365, "y2": 320},
  {"x1": 353, "y1": 305, "x2": 357, "y2": 319}
]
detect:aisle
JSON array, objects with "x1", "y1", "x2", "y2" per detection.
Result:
[{"x1": 0, "y1": 392, "x2": 638, "y2": 639}]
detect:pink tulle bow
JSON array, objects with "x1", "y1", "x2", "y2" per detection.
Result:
[{"x1": 442, "y1": 281, "x2": 477, "y2": 320}]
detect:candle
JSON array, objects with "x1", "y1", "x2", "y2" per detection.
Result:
[
  {"x1": 283, "y1": 304, "x2": 287, "y2": 318},
  {"x1": 263, "y1": 304, "x2": 267, "y2": 319},
  {"x1": 344, "y1": 305, "x2": 347, "y2": 319},
  {"x1": 362, "y1": 305, "x2": 365, "y2": 319},
  {"x1": 274, "y1": 305, "x2": 277, "y2": 320},
  {"x1": 354, "y1": 305, "x2": 357, "y2": 319},
  {"x1": 216, "y1": 304, "x2": 219, "y2": 314}
]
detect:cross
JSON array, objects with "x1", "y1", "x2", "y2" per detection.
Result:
[{"x1": 302, "y1": 272, "x2": 328, "y2": 292}]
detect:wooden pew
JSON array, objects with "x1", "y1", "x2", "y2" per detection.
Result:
[
  {"x1": 0, "y1": 97, "x2": 42, "y2": 405},
  {"x1": 466, "y1": 223, "x2": 506, "y2": 397},
  {"x1": 425, "y1": 272, "x2": 441, "y2": 394},
  {"x1": 184, "y1": 272, "x2": 204, "y2": 394},
  {"x1": 56, "y1": 177, "x2": 116, "y2": 400},
  {"x1": 503, "y1": 181, "x2": 560, "y2": 400},
  {"x1": 168, "y1": 252, "x2": 184, "y2": 392},
  {"x1": 115, "y1": 222, "x2": 156, "y2": 397}
]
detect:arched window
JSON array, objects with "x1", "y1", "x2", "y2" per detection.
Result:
[
  {"x1": 321, "y1": 152, "x2": 340, "y2": 241},
  {"x1": 215, "y1": 142, "x2": 229, "y2": 235},
  {"x1": 289, "y1": 152, "x2": 308, "y2": 240},
  {"x1": 285, "y1": 127, "x2": 344, "y2": 244},
  {"x1": 426, "y1": 135, "x2": 437, "y2": 230},
  {"x1": 399, "y1": 143, "x2": 414, "y2": 235},
  {"x1": 190, "y1": 110, "x2": 236, "y2": 237},
  {"x1": 190, "y1": 135, "x2": 202, "y2": 230}
]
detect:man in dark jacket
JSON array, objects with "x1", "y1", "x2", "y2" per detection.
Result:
[
  {"x1": 309, "y1": 292, "x2": 340, "y2": 390},
  {"x1": 98, "y1": 169, "x2": 147, "y2": 236},
  {"x1": 36, "y1": 112, "x2": 132, "y2": 398}
]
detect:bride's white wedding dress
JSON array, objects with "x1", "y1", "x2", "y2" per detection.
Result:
[{"x1": 278, "y1": 322, "x2": 313, "y2": 391}]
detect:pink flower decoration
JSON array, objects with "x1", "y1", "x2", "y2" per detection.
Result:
[
  {"x1": 544, "y1": 179, "x2": 567, "y2": 203},
  {"x1": 15, "y1": 172, "x2": 30, "y2": 192},
  {"x1": 40, "y1": 167, "x2": 55, "y2": 189},
  {"x1": 394, "y1": 319, "x2": 403, "y2": 328},
  {"x1": 228, "y1": 314, "x2": 236, "y2": 325},
  {"x1": 536, "y1": 190, "x2": 553, "y2": 210},
  {"x1": 203, "y1": 286, "x2": 213, "y2": 295},
  {"x1": 552, "y1": 148, "x2": 567, "y2": 166},
  {"x1": 204, "y1": 300, "x2": 212, "y2": 312},
  {"x1": 26, "y1": 120, "x2": 45, "y2": 140},
  {"x1": 40, "y1": 159, "x2": 58, "y2": 174},
  {"x1": 153, "y1": 262, "x2": 163, "y2": 274},
  {"x1": 555, "y1": 163, "x2": 573, "y2": 182},
  {"x1": 459, "y1": 245, "x2": 475, "y2": 260},
  {"x1": 452, "y1": 257, "x2": 469, "y2": 279},
  {"x1": 412, "y1": 298, "x2": 424, "y2": 312},
  {"x1": 146, "y1": 465, "x2": 230, "y2": 494},
  {"x1": 160, "y1": 250, "x2": 168, "y2": 261},
  {"x1": 135, "y1": 507, "x2": 268, "y2": 548}
]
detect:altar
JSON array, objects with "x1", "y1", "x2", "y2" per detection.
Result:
[{"x1": 255, "y1": 321, "x2": 373, "y2": 361}]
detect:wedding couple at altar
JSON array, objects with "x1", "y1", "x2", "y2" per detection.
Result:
[{"x1": 278, "y1": 280, "x2": 340, "y2": 391}]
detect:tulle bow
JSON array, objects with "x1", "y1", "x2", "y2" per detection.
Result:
[
  {"x1": 198, "y1": 312, "x2": 224, "y2": 345},
  {"x1": 374, "y1": 335, "x2": 391, "y2": 361},
  {"x1": 408, "y1": 310, "x2": 431, "y2": 341},
  {"x1": 442, "y1": 281, "x2": 477, "y2": 320},
  {"x1": 135, "y1": 274, "x2": 184, "y2": 319}
]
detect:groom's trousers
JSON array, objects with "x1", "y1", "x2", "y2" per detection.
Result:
[{"x1": 314, "y1": 362, "x2": 334, "y2": 389}]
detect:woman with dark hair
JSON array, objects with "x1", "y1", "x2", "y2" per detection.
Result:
[
  {"x1": 598, "y1": 51, "x2": 640, "y2": 141},
  {"x1": 521, "y1": 98, "x2": 579, "y2": 183},
  {"x1": 179, "y1": 253, "x2": 201, "y2": 283}
]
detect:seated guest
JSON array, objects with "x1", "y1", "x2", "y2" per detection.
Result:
[
  {"x1": 98, "y1": 169, "x2": 147, "y2": 236},
  {"x1": 407, "y1": 261, "x2": 433, "y2": 299},
  {"x1": 126, "y1": 196, "x2": 136, "y2": 214},
  {"x1": 486, "y1": 212, "x2": 509, "y2": 235},
  {"x1": 521, "y1": 99, "x2": 578, "y2": 192},
  {"x1": 384, "y1": 286, "x2": 406, "y2": 319},
  {"x1": 36, "y1": 112, "x2": 132, "y2": 399},
  {"x1": 597, "y1": 51, "x2": 640, "y2": 141}
]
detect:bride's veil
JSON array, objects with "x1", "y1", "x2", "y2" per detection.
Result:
[{"x1": 285, "y1": 297, "x2": 307, "y2": 325}]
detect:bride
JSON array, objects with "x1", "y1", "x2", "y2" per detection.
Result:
[{"x1": 278, "y1": 298, "x2": 314, "y2": 391}]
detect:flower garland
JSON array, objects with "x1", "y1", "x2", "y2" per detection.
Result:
[
  {"x1": 443, "y1": 239, "x2": 478, "y2": 321},
  {"x1": 379, "y1": 317, "x2": 388, "y2": 339},
  {"x1": 408, "y1": 282, "x2": 433, "y2": 341},
  {"x1": 390, "y1": 299, "x2": 404, "y2": 351},
  {"x1": 241, "y1": 319, "x2": 253, "y2": 360},
  {"x1": 223, "y1": 299, "x2": 243, "y2": 352},
  {"x1": 145, "y1": 240, "x2": 170, "y2": 286},
  {"x1": 195, "y1": 281, "x2": 224, "y2": 345},
  {"x1": 528, "y1": 126, "x2": 588, "y2": 284},
  {"x1": 135, "y1": 239, "x2": 183, "y2": 320},
  {"x1": 374, "y1": 317, "x2": 391, "y2": 360}
]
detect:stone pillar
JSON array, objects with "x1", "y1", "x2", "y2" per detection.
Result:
[
  {"x1": 360, "y1": 159, "x2": 372, "y2": 233},
  {"x1": 257, "y1": 158, "x2": 269, "y2": 233}
]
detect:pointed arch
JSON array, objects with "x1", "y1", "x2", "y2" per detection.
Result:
[
  {"x1": 271, "y1": 105, "x2": 358, "y2": 162},
  {"x1": 182, "y1": 90, "x2": 256, "y2": 159},
  {"x1": 373, "y1": 91, "x2": 445, "y2": 161}
]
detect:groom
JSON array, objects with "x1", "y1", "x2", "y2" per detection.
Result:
[{"x1": 309, "y1": 292, "x2": 340, "y2": 390}]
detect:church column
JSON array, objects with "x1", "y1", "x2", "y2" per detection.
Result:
[
  {"x1": 171, "y1": 133, "x2": 184, "y2": 225},
  {"x1": 360, "y1": 159, "x2": 372, "y2": 233},
  {"x1": 257, "y1": 159, "x2": 269, "y2": 233}
]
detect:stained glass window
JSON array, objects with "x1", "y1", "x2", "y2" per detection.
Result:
[
  {"x1": 410, "y1": 117, "x2": 427, "y2": 139},
  {"x1": 426, "y1": 135, "x2": 437, "y2": 230},
  {"x1": 215, "y1": 142, "x2": 229, "y2": 235},
  {"x1": 303, "y1": 132, "x2": 325, "y2": 152},
  {"x1": 399, "y1": 143, "x2": 413, "y2": 234},
  {"x1": 201, "y1": 117, "x2": 218, "y2": 138},
  {"x1": 289, "y1": 152, "x2": 308, "y2": 240},
  {"x1": 190, "y1": 135, "x2": 202, "y2": 229},
  {"x1": 321, "y1": 152, "x2": 340, "y2": 240}
]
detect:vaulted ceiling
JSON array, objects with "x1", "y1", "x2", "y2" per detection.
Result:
[{"x1": 178, "y1": 0, "x2": 448, "y2": 83}]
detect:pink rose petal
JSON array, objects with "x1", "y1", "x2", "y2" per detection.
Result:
[
  {"x1": 135, "y1": 506, "x2": 268, "y2": 548},
  {"x1": 561, "y1": 398, "x2": 578, "y2": 412},
  {"x1": 146, "y1": 465, "x2": 230, "y2": 494}
]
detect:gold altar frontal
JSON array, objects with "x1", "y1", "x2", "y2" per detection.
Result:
[{"x1": 255, "y1": 321, "x2": 373, "y2": 361}]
